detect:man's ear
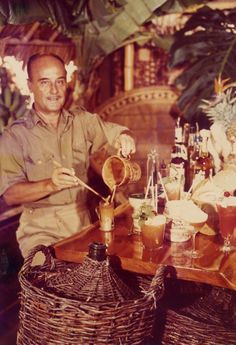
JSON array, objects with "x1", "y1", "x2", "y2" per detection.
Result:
[{"x1": 27, "y1": 79, "x2": 32, "y2": 92}]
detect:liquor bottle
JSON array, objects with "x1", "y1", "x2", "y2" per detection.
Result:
[
  {"x1": 187, "y1": 125, "x2": 196, "y2": 161},
  {"x1": 193, "y1": 132, "x2": 214, "y2": 183},
  {"x1": 171, "y1": 117, "x2": 182, "y2": 160},
  {"x1": 185, "y1": 125, "x2": 196, "y2": 190},
  {"x1": 188, "y1": 125, "x2": 201, "y2": 188},
  {"x1": 170, "y1": 118, "x2": 187, "y2": 188},
  {"x1": 182, "y1": 122, "x2": 190, "y2": 148}
]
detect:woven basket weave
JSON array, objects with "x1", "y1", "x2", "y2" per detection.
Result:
[
  {"x1": 160, "y1": 308, "x2": 236, "y2": 345},
  {"x1": 17, "y1": 245, "x2": 165, "y2": 345},
  {"x1": 155, "y1": 281, "x2": 236, "y2": 345}
]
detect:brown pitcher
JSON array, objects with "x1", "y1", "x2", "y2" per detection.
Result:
[{"x1": 102, "y1": 153, "x2": 141, "y2": 190}]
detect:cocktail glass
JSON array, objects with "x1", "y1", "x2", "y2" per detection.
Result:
[
  {"x1": 186, "y1": 225, "x2": 203, "y2": 259},
  {"x1": 216, "y1": 197, "x2": 236, "y2": 253}
]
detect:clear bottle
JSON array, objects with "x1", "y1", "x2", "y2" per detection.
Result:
[
  {"x1": 170, "y1": 118, "x2": 187, "y2": 187},
  {"x1": 171, "y1": 117, "x2": 182, "y2": 160}
]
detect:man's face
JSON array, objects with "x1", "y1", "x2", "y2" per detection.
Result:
[{"x1": 27, "y1": 56, "x2": 67, "y2": 116}]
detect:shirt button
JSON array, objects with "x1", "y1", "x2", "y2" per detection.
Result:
[{"x1": 29, "y1": 208, "x2": 34, "y2": 214}]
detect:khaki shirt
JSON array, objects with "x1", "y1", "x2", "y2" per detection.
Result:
[{"x1": 0, "y1": 107, "x2": 128, "y2": 208}]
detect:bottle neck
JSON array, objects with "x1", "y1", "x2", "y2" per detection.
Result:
[
  {"x1": 188, "y1": 132, "x2": 195, "y2": 147},
  {"x1": 88, "y1": 242, "x2": 107, "y2": 261},
  {"x1": 182, "y1": 123, "x2": 190, "y2": 146},
  {"x1": 174, "y1": 126, "x2": 183, "y2": 144},
  {"x1": 200, "y1": 137, "x2": 209, "y2": 157}
]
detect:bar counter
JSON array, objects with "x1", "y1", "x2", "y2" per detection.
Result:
[{"x1": 53, "y1": 202, "x2": 236, "y2": 291}]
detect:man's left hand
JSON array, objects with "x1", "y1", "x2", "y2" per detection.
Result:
[{"x1": 116, "y1": 133, "x2": 136, "y2": 157}]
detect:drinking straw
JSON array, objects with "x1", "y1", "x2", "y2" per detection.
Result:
[
  {"x1": 184, "y1": 173, "x2": 203, "y2": 200},
  {"x1": 110, "y1": 185, "x2": 117, "y2": 204},
  {"x1": 154, "y1": 183, "x2": 158, "y2": 213},
  {"x1": 151, "y1": 174, "x2": 155, "y2": 209},
  {"x1": 158, "y1": 172, "x2": 169, "y2": 202},
  {"x1": 144, "y1": 175, "x2": 152, "y2": 199},
  {"x1": 184, "y1": 181, "x2": 194, "y2": 200}
]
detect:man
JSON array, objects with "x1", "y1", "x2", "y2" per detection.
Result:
[{"x1": 0, "y1": 53, "x2": 136, "y2": 259}]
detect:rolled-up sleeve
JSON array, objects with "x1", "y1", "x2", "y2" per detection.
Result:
[{"x1": 0, "y1": 130, "x2": 26, "y2": 196}]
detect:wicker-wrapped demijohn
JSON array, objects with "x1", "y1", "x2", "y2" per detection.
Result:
[{"x1": 17, "y1": 243, "x2": 165, "y2": 345}]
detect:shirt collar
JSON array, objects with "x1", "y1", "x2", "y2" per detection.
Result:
[{"x1": 25, "y1": 106, "x2": 74, "y2": 129}]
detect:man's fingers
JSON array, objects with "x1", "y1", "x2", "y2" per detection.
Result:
[
  {"x1": 51, "y1": 164, "x2": 78, "y2": 189},
  {"x1": 118, "y1": 134, "x2": 136, "y2": 157}
]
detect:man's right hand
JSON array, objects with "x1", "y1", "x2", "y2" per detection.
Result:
[{"x1": 51, "y1": 161, "x2": 78, "y2": 191}]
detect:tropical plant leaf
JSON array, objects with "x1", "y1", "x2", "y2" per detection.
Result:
[
  {"x1": 169, "y1": 5, "x2": 236, "y2": 124},
  {"x1": 155, "y1": 0, "x2": 207, "y2": 14},
  {"x1": 7, "y1": 0, "x2": 50, "y2": 25}
]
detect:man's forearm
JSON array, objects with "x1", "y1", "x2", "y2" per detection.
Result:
[{"x1": 3, "y1": 179, "x2": 55, "y2": 206}]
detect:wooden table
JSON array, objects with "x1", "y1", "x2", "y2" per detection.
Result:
[{"x1": 53, "y1": 202, "x2": 236, "y2": 291}]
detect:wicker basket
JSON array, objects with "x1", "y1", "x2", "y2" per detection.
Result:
[
  {"x1": 17, "y1": 244, "x2": 165, "y2": 345},
  {"x1": 160, "y1": 308, "x2": 236, "y2": 345},
  {"x1": 155, "y1": 281, "x2": 236, "y2": 345}
]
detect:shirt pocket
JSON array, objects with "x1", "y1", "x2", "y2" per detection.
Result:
[
  {"x1": 72, "y1": 140, "x2": 88, "y2": 177},
  {"x1": 25, "y1": 152, "x2": 53, "y2": 181}
]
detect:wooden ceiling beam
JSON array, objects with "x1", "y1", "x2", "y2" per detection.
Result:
[
  {"x1": 4, "y1": 38, "x2": 74, "y2": 47},
  {"x1": 22, "y1": 21, "x2": 40, "y2": 43},
  {"x1": 49, "y1": 31, "x2": 60, "y2": 42}
]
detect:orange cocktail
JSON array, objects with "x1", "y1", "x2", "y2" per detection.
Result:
[
  {"x1": 216, "y1": 196, "x2": 236, "y2": 253},
  {"x1": 141, "y1": 215, "x2": 166, "y2": 250}
]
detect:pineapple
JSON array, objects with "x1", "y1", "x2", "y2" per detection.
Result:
[
  {"x1": 201, "y1": 88, "x2": 236, "y2": 132},
  {"x1": 201, "y1": 76, "x2": 236, "y2": 165}
]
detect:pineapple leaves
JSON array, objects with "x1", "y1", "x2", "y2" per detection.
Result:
[{"x1": 169, "y1": 6, "x2": 236, "y2": 124}]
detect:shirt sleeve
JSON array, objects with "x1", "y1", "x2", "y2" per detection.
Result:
[
  {"x1": 79, "y1": 111, "x2": 130, "y2": 154},
  {"x1": 0, "y1": 129, "x2": 26, "y2": 196}
]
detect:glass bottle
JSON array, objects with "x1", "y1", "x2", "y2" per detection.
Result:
[
  {"x1": 171, "y1": 117, "x2": 182, "y2": 160},
  {"x1": 188, "y1": 125, "x2": 196, "y2": 162},
  {"x1": 88, "y1": 242, "x2": 107, "y2": 261},
  {"x1": 193, "y1": 134, "x2": 214, "y2": 183},
  {"x1": 182, "y1": 122, "x2": 190, "y2": 148},
  {"x1": 170, "y1": 118, "x2": 187, "y2": 189},
  {"x1": 188, "y1": 126, "x2": 202, "y2": 187},
  {"x1": 185, "y1": 125, "x2": 196, "y2": 190}
]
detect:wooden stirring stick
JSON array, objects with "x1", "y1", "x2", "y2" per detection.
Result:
[
  {"x1": 74, "y1": 176, "x2": 108, "y2": 203},
  {"x1": 53, "y1": 160, "x2": 107, "y2": 203}
]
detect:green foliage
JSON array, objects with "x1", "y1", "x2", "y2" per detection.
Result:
[
  {"x1": 0, "y1": 0, "x2": 195, "y2": 76},
  {"x1": 169, "y1": 6, "x2": 236, "y2": 125},
  {"x1": 134, "y1": 202, "x2": 155, "y2": 227},
  {"x1": 0, "y1": 0, "x2": 167, "y2": 74}
]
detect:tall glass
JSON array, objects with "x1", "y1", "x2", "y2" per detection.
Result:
[
  {"x1": 216, "y1": 197, "x2": 236, "y2": 253},
  {"x1": 140, "y1": 215, "x2": 166, "y2": 258}
]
